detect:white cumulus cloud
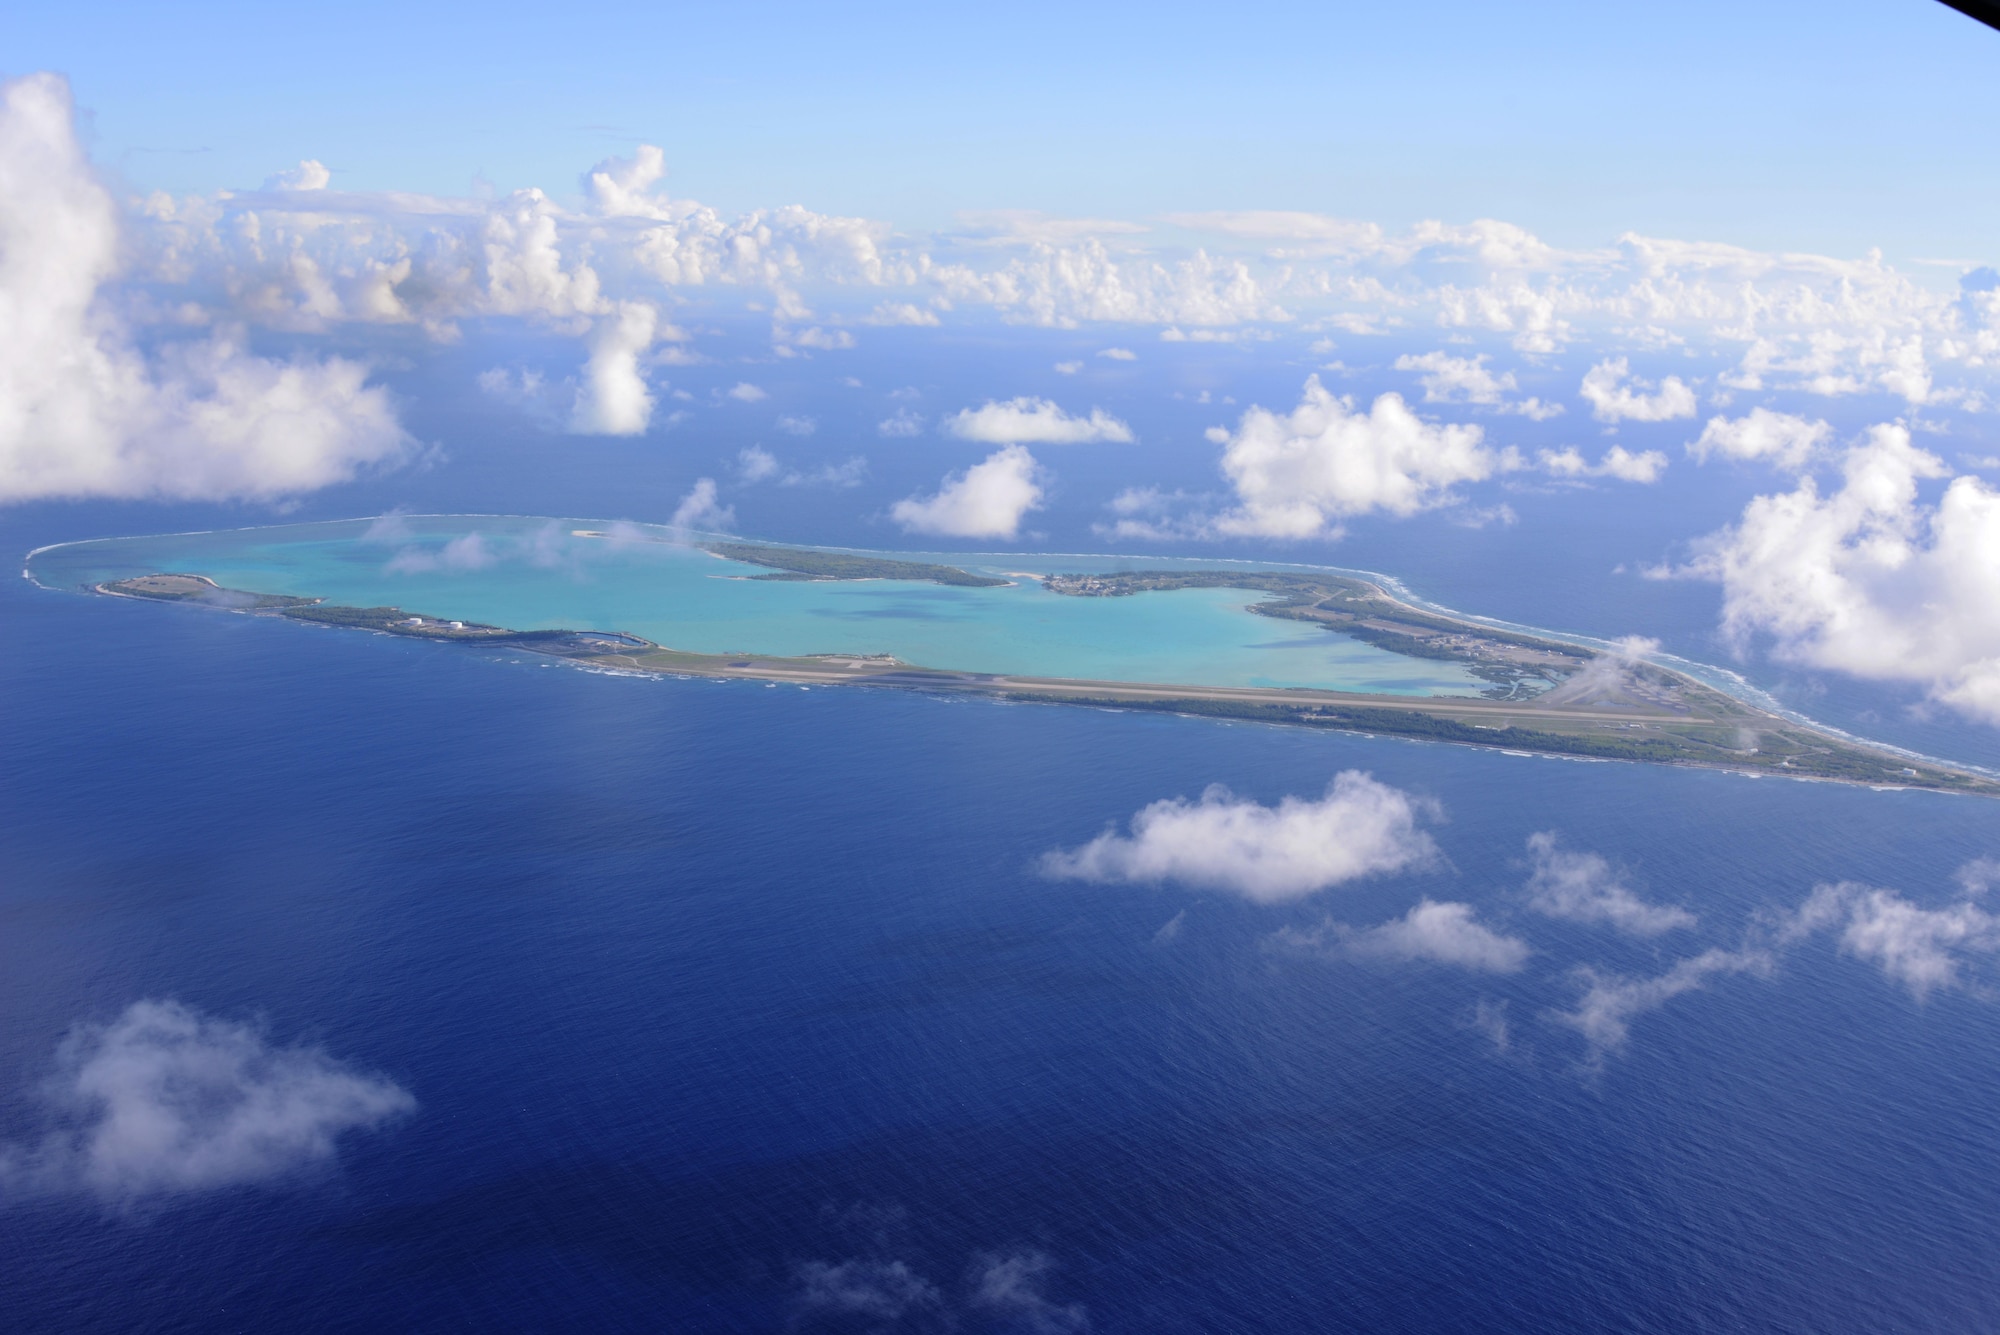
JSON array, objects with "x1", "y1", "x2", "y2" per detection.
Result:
[
  {"x1": 1041, "y1": 771, "x2": 1439, "y2": 904},
  {"x1": 1521, "y1": 832, "x2": 1695, "y2": 935},
  {"x1": 890, "y1": 445, "x2": 1044, "y2": 539},
  {"x1": 1538, "y1": 445, "x2": 1669, "y2": 483},
  {"x1": 0, "y1": 1000, "x2": 413, "y2": 1207},
  {"x1": 1685, "y1": 424, "x2": 2000, "y2": 723},
  {"x1": 0, "y1": 74, "x2": 410, "y2": 503},
  {"x1": 1579, "y1": 357, "x2": 1698, "y2": 423},
  {"x1": 669, "y1": 477, "x2": 734, "y2": 535},
  {"x1": 1209, "y1": 376, "x2": 1513, "y2": 538},
  {"x1": 569, "y1": 301, "x2": 658, "y2": 435},
  {"x1": 1782, "y1": 880, "x2": 2000, "y2": 1000},
  {"x1": 944, "y1": 397, "x2": 1133, "y2": 445},
  {"x1": 1688, "y1": 408, "x2": 1831, "y2": 470},
  {"x1": 262, "y1": 159, "x2": 331, "y2": 192},
  {"x1": 1393, "y1": 350, "x2": 1563, "y2": 419},
  {"x1": 1553, "y1": 949, "x2": 1772, "y2": 1061},
  {"x1": 1280, "y1": 900, "x2": 1530, "y2": 972}
]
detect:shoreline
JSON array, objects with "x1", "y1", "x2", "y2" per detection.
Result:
[{"x1": 31, "y1": 541, "x2": 2000, "y2": 796}]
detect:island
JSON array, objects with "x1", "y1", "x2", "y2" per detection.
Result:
[
  {"x1": 701, "y1": 542, "x2": 1011, "y2": 587},
  {"x1": 85, "y1": 556, "x2": 1997, "y2": 796}
]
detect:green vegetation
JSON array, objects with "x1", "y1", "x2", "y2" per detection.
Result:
[
  {"x1": 102, "y1": 575, "x2": 316, "y2": 610},
  {"x1": 706, "y1": 542, "x2": 1010, "y2": 587}
]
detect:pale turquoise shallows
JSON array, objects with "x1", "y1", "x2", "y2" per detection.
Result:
[{"x1": 27, "y1": 516, "x2": 1491, "y2": 696}]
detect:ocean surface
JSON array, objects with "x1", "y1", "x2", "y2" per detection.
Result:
[{"x1": 7, "y1": 515, "x2": 2000, "y2": 1333}]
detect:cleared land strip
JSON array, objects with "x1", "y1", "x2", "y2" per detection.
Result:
[{"x1": 678, "y1": 658, "x2": 1677, "y2": 724}]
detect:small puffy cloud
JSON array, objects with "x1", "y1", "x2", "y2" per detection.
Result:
[
  {"x1": 776, "y1": 414, "x2": 816, "y2": 436},
  {"x1": 1209, "y1": 376, "x2": 1513, "y2": 538},
  {"x1": 262, "y1": 159, "x2": 330, "y2": 191},
  {"x1": 968, "y1": 1250, "x2": 1090, "y2": 1333},
  {"x1": 1041, "y1": 771, "x2": 1439, "y2": 904},
  {"x1": 1395, "y1": 351, "x2": 1512, "y2": 404},
  {"x1": 789, "y1": 326, "x2": 855, "y2": 351},
  {"x1": 792, "y1": 1249, "x2": 1086, "y2": 1333},
  {"x1": 867, "y1": 301, "x2": 940, "y2": 326},
  {"x1": 1537, "y1": 445, "x2": 1669, "y2": 483},
  {"x1": 0, "y1": 1000, "x2": 412, "y2": 1207},
  {"x1": 890, "y1": 444, "x2": 1044, "y2": 539},
  {"x1": 1521, "y1": 832, "x2": 1695, "y2": 935},
  {"x1": 1782, "y1": 881, "x2": 2000, "y2": 1000},
  {"x1": 0, "y1": 74, "x2": 410, "y2": 504},
  {"x1": 569, "y1": 302, "x2": 658, "y2": 435},
  {"x1": 583, "y1": 143, "x2": 667, "y2": 217},
  {"x1": 737, "y1": 445, "x2": 780, "y2": 484},
  {"x1": 384, "y1": 531, "x2": 499, "y2": 575},
  {"x1": 669, "y1": 477, "x2": 734, "y2": 535},
  {"x1": 878, "y1": 407, "x2": 925, "y2": 437},
  {"x1": 739, "y1": 446, "x2": 867, "y2": 489},
  {"x1": 1280, "y1": 900, "x2": 1530, "y2": 972},
  {"x1": 1553, "y1": 949, "x2": 1772, "y2": 1060},
  {"x1": 1688, "y1": 408, "x2": 1831, "y2": 471},
  {"x1": 1957, "y1": 858, "x2": 2000, "y2": 898},
  {"x1": 786, "y1": 456, "x2": 867, "y2": 489},
  {"x1": 1098, "y1": 347, "x2": 1136, "y2": 361},
  {"x1": 477, "y1": 366, "x2": 559, "y2": 421},
  {"x1": 725, "y1": 382, "x2": 767, "y2": 402},
  {"x1": 1393, "y1": 350, "x2": 1561, "y2": 419},
  {"x1": 1053, "y1": 360, "x2": 1083, "y2": 375},
  {"x1": 1684, "y1": 424, "x2": 2000, "y2": 723},
  {"x1": 1579, "y1": 357, "x2": 1697, "y2": 423},
  {"x1": 944, "y1": 397, "x2": 1134, "y2": 445},
  {"x1": 794, "y1": 1260, "x2": 941, "y2": 1323},
  {"x1": 1092, "y1": 485, "x2": 1210, "y2": 542}
]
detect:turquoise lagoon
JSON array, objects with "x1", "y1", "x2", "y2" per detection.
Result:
[{"x1": 27, "y1": 515, "x2": 1494, "y2": 696}]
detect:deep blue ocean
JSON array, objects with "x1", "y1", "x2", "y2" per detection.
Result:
[{"x1": 7, "y1": 332, "x2": 2000, "y2": 1332}]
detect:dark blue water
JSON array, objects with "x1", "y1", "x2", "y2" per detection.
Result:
[{"x1": 7, "y1": 510, "x2": 2000, "y2": 1332}]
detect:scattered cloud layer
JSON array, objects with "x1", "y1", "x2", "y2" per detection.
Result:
[
  {"x1": 14, "y1": 61, "x2": 2000, "y2": 512},
  {"x1": 891, "y1": 444, "x2": 1044, "y2": 539},
  {"x1": 1042, "y1": 771, "x2": 1439, "y2": 903},
  {"x1": 944, "y1": 397, "x2": 1133, "y2": 445},
  {"x1": 0, "y1": 1000, "x2": 413, "y2": 1208}
]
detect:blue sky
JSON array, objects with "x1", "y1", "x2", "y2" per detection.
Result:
[{"x1": 13, "y1": 0, "x2": 1998, "y2": 258}]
